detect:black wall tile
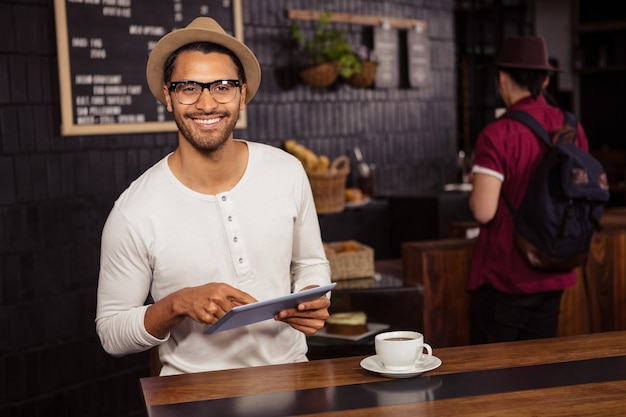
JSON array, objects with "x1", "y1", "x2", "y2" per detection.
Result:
[
  {"x1": 0, "y1": 157, "x2": 15, "y2": 205},
  {"x1": 0, "y1": 4, "x2": 15, "y2": 53},
  {"x1": 0, "y1": 56, "x2": 10, "y2": 105}
]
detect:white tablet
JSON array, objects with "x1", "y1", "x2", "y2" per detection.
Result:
[{"x1": 204, "y1": 283, "x2": 336, "y2": 334}]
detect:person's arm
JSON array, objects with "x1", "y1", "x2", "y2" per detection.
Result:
[
  {"x1": 469, "y1": 171, "x2": 502, "y2": 224},
  {"x1": 95, "y1": 206, "x2": 161, "y2": 357},
  {"x1": 276, "y1": 164, "x2": 332, "y2": 335}
]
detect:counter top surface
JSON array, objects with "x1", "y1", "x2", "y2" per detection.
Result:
[{"x1": 141, "y1": 330, "x2": 626, "y2": 416}]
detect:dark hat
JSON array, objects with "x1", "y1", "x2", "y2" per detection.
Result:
[
  {"x1": 492, "y1": 36, "x2": 561, "y2": 72},
  {"x1": 146, "y1": 17, "x2": 261, "y2": 105}
]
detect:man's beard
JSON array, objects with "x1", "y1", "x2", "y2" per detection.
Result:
[{"x1": 174, "y1": 108, "x2": 240, "y2": 155}]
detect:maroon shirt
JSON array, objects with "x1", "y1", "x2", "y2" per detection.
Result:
[{"x1": 468, "y1": 95, "x2": 589, "y2": 294}]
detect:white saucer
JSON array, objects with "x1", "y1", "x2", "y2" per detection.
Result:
[
  {"x1": 345, "y1": 197, "x2": 372, "y2": 208},
  {"x1": 360, "y1": 354, "x2": 442, "y2": 378}
]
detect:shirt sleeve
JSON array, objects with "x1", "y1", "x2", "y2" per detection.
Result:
[
  {"x1": 95, "y1": 205, "x2": 166, "y2": 357},
  {"x1": 289, "y1": 165, "x2": 332, "y2": 293},
  {"x1": 472, "y1": 125, "x2": 506, "y2": 181}
]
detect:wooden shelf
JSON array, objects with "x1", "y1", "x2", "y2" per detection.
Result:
[
  {"x1": 575, "y1": 64, "x2": 626, "y2": 73},
  {"x1": 286, "y1": 9, "x2": 426, "y2": 31},
  {"x1": 576, "y1": 19, "x2": 626, "y2": 33}
]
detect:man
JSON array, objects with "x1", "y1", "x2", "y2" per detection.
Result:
[
  {"x1": 96, "y1": 17, "x2": 332, "y2": 375},
  {"x1": 467, "y1": 36, "x2": 589, "y2": 344}
]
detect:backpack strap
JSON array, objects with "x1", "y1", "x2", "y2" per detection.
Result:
[
  {"x1": 497, "y1": 109, "x2": 578, "y2": 214},
  {"x1": 501, "y1": 110, "x2": 578, "y2": 147},
  {"x1": 500, "y1": 110, "x2": 553, "y2": 148},
  {"x1": 562, "y1": 110, "x2": 577, "y2": 131},
  {"x1": 556, "y1": 111, "x2": 578, "y2": 145}
]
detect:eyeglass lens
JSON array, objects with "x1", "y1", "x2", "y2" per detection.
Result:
[{"x1": 172, "y1": 80, "x2": 240, "y2": 104}]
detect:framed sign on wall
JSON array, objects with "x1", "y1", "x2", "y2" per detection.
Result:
[{"x1": 53, "y1": 0, "x2": 245, "y2": 136}]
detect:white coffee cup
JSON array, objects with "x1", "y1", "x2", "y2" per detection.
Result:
[{"x1": 374, "y1": 330, "x2": 433, "y2": 371}]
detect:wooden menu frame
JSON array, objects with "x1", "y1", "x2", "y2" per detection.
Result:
[{"x1": 54, "y1": 0, "x2": 245, "y2": 136}]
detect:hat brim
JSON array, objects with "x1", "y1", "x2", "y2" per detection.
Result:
[
  {"x1": 477, "y1": 62, "x2": 563, "y2": 72},
  {"x1": 146, "y1": 17, "x2": 261, "y2": 105},
  {"x1": 497, "y1": 62, "x2": 563, "y2": 72}
]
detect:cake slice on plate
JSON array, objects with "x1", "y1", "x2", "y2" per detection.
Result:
[{"x1": 325, "y1": 311, "x2": 368, "y2": 335}]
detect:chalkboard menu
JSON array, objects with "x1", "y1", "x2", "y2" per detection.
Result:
[{"x1": 54, "y1": 0, "x2": 243, "y2": 136}]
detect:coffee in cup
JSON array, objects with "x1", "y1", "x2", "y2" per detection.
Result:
[{"x1": 374, "y1": 330, "x2": 432, "y2": 371}]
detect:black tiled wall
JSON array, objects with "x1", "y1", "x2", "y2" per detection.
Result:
[
  {"x1": 244, "y1": 0, "x2": 457, "y2": 194},
  {"x1": 0, "y1": 0, "x2": 455, "y2": 416}
]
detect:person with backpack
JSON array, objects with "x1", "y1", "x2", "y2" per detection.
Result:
[{"x1": 467, "y1": 36, "x2": 594, "y2": 344}]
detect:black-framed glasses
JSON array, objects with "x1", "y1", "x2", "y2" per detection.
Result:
[{"x1": 168, "y1": 79, "x2": 242, "y2": 105}]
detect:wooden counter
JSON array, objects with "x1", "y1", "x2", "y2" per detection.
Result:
[
  {"x1": 141, "y1": 331, "x2": 626, "y2": 416},
  {"x1": 402, "y1": 206, "x2": 626, "y2": 348}
]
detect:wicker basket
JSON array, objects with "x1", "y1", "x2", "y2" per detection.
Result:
[
  {"x1": 307, "y1": 155, "x2": 350, "y2": 214},
  {"x1": 333, "y1": 277, "x2": 376, "y2": 290},
  {"x1": 346, "y1": 61, "x2": 378, "y2": 88},
  {"x1": 325, "y1": 240, "x2": 375, "y2": 280},
  {"x1": 299, "y1": 62, "x2": 339, "y2": 88}
]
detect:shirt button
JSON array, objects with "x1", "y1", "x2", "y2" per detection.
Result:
[
  {"x1": 233, "y1": 236, "x2": 238, "y2": 243},
  {"x1": 228, "y1": 215, "x2": 233, "y2": 221},
  {"x1": 238, "y1": 257, "x2": 244, "y2": 264},
  {"x1": 221, "y1": 196, "x2": 227, "y2": 201}
]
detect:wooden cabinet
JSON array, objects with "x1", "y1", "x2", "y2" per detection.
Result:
[
  {"x1": 574, "y1": 1, "x2": 626, "y2": 149},
  {"x1": 575, "y1": 20, "x2": 626, "y2": 73},
  {"x1": 574, "y1": 0, "x2": 626, "y2": 72},
  {"x1": 402, "y1": 238, "x2": 474, "y2": 348}
]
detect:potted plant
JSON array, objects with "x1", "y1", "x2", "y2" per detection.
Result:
[
  {"x1": 290, "y1": 11, "x2": 362, "y2": 88},
  {"x1": 346, "y1": 45, "x2": 378, "y2": 89}
]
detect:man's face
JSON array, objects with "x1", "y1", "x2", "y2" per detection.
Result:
[{"x1": 164, "y1": 50, "x2": 247, "y2": 154}]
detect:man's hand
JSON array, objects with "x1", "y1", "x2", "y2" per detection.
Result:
[
  {"x1": 145, "y1": 282, "x2": 257, "y2": 338},
  {"x1": 274, "y1": 285, "x2": 331, "y2": 335}
]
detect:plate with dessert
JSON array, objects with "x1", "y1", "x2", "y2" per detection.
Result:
[
  {"x1": 316, "y1": 311, "x2": 389, "y2": 341},
  {"x1": 344, "y1": 188, "x2": 371, "y2": 208},
  {"x1": 360, "y1": 354, "x2": 442, "y2": 378}
]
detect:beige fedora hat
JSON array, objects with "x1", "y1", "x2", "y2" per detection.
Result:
[{"x1": 146, "y1": 17, "x2": 261, "y2": 105}]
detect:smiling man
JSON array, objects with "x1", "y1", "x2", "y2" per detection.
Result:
[{"x1": 95, "y1": 17, "x2": 332, "y2": 375}]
